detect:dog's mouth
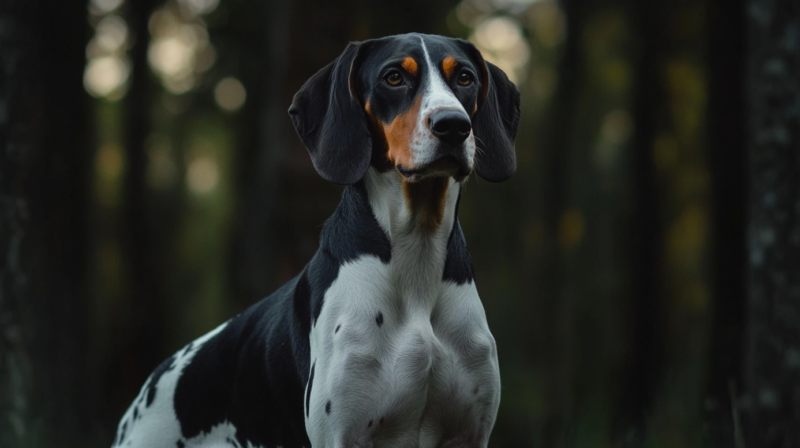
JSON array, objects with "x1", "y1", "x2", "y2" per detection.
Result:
[{"x1": 397, "y1": 156, "x2": 471, "y2": 182}]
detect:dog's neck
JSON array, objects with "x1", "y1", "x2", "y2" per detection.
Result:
[{"x1": 362, "y1": 167, "x2": 462, "y2": 299}]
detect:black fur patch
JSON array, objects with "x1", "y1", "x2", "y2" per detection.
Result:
[
  {"x1": 325, "y1": 401, "x2": 331, "y2": 414},
  {"x1": 167, "y1": 182, "x2": 390, "y2": 447},
  {"x1": 309, "y1": 181, "x2": 391, "y2": 325},
  {"x1": 376, "y1": 312, "x2": 384, "y2": 326},
  {"x1": 289, "y1": 42, "x2": 372, "y2": 185},
  {"x1": 443, "y1": 195, "x2": 475, "y2": 285},
  {"x1": 173, "y1": 278, "x2": 309, "y2": 448},
  {"x1": 471, "y1": 61, "x2": 521, "y2": 182}
]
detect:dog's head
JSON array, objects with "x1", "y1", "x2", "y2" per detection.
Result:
[{"x1": 289, "y1": 33, "x2": 520, "y2": 185}]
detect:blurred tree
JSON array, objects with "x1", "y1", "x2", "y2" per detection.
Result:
[
  {"x1": 119, "y1": 0, "x2": 167, "y2": 412},
  {"x1": 0, "y1": 1, "x2": 94, "y2": 447},
  {"x1": 623, "y1": 0, "x2": 664, "y2": 440},
  {"x1": 742, "y1": 0, "x2": 800, "y2": 445},
  {"x1": 705, "y1": 0, "x2": 745, "y2": 444}
]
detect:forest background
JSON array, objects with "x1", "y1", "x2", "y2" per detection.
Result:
[{"x1": 1, "y1": 0, "x2": 798, "y2": 446}]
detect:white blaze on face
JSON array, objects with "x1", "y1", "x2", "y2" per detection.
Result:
[{"x1": 410, "y1": 36, "x2": 476, "y2": 168}]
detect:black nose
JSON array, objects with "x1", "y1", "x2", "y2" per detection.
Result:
[{"x1": 429, "y1": 109, "x2": 471, "y2": 145}]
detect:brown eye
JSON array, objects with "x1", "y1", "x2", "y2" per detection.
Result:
[
  {"x1": 384, "y1": 71, "x2": 404, "y2": 86},
  {"x1": 457, "y1": 71, "x2": 473, "y2": 86}
]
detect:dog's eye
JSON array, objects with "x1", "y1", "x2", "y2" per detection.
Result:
[
  {"x1": 457, "y1": 72, "x2": 474, "y2": 86},
  {"x1": 384, "y1": 71, "x2": 404, "y2": 86}
]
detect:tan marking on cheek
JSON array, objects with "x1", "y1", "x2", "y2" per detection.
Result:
[
  {"x1": 383, "y1": 95, "x2": 422, "y2": 168},
  {"x1": 401, "y1": 177, "x2": 450, "y2": 232},
  {"x1": 363, "y1": 100, "x2": 393, "y2": 172},
  {"x1": 442, "y1": 57, "x2": 457, "y2": 81},
  {"x1": 473, "y1": 102, "x2": 478, "y2": 115},
  {"x1": 402, "y1": 57, "x2": 418, "y2": 76}
]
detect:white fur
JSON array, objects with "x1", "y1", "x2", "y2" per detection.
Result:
[
  {"x1": 409, "y1": 36, "x2": 476, "y2": 170},
  {"x1": 305, "y1": 168, "x2": 500, "y2": 448}
]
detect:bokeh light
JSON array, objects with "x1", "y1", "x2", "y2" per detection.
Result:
[
  {"x1": 94, "y1": 15, "x2": 128, "y2": 52},
  {"x1": 213, "y1": 77, "x2": 247, "y2": 112},
  {"x1": 84, "y1": 11, "x2": 130, "y2": 100},
  {"x1": 148, "y1": 5, "x2": 216, "y2": 94},
  {"x1": 90, "y1": 0, "x2": 124, "y2": 15},
  {"x1": 84, "y1": 56, "x2": 130, "y2": 99},
  {"x1": 470, "y1": 16, "x2": 530, "y2": 84},
  {"x1": 528, "y1": 1, "x2": 566, "y2": 48},
  {"x1": 176, "y1": 0, "x2": 220, "y2": 16},
  {"x1": 187, "y1": 156, "x2": 219, "y2": 195}
]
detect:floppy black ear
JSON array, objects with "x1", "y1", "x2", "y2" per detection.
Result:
[
  {"x1": 471, "y1": 60, "x2": 521, "y2": 182},
  {"x1": 288, "y1": 43, "x2": 371, "y2": 185}
]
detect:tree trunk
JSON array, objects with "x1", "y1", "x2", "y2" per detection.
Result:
[
  {"x1": 743, "y1": 0, "x2": 800, "y2": 446},
  {"x1": 705, "y1": 0, "x2": 746, "y2": 444},
  {"x1": 120, "y1": 0, "x2": 166, "y2": 402},
  {"x1": 0, "y1": 1, "x2": 92, "y2": 446}
]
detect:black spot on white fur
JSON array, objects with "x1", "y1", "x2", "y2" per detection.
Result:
[
  {"x1": 145, "y1": 354, "x2": 175, "y2": 407},
  {"x1": 119, "y1": 420, "x2": 128, "y2": 445},
  {"x1": 325, "y1": 401, "x2": 331, "y2": 414},
  {"x1": 376, "y1": 312, "x2": 384, "y2": 326}
]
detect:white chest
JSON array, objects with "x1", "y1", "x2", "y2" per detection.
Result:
[{"x1": 305, "y1": 256, "x2": 500, "y2": 448}]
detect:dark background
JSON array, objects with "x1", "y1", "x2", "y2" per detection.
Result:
[{"x1": 1, "y1": 0, "x2": 798, "y2": 446}]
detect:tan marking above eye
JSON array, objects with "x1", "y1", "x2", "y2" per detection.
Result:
[
  {"x1": 442, "y1": 57, "x2": 457, "y2": 80},
  {"x1": 402, "y1": 57, "x2": 418, "y2": 76}
]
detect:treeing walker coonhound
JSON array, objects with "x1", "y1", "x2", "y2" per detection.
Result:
[{"x1": 112, "y1": 32, "x2": 520, "y2": 448}]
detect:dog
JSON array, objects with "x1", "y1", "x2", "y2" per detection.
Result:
[{"x1": 112, "y1": 33, "x2": 520, "y2": 448}]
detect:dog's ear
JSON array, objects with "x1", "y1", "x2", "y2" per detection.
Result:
[
  {"x1": 288, "y1": 42, "x2": 371, "y2": 185},
  {"x1": 468, "y1": 49, "x2": 521, "y2": 183}
]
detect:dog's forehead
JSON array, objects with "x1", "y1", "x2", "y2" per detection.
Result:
[{"x1": 360, "y1": 34, "x2": 475, "y2": 75}]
